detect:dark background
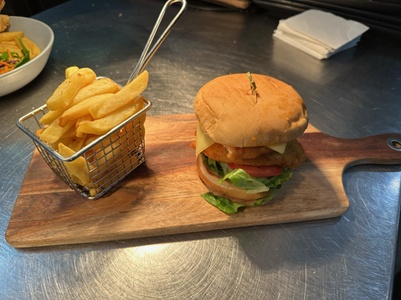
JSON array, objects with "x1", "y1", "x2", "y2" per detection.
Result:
[{"x1": 1, "y1": 0, "x2": 69, "y2": 16}]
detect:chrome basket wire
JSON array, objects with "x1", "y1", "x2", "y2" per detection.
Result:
[{"x1": 17, "y1": 98, "x2": 152, "y2": 199}]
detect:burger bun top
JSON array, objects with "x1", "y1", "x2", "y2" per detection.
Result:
[{"x1": 194, "y1": 73, "x2": 308, "y2": 147}]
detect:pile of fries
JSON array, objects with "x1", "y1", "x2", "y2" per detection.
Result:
[{"x1": 36, "y1": 66, "x2": 150, "y2": 197}]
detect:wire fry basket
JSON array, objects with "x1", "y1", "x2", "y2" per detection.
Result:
[
  {"x1": 15, "y1": 0, "x2": 186, "y2": 200},
  {"x1": 17, "y1": 98, "x2": 152, "y2": 199}
]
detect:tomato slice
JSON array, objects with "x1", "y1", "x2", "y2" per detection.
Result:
[{"x1": 228, "y1": 163, "x2": 283, "y2": 178}]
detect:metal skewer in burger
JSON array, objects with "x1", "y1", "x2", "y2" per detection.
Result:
[{"x1": 193, "y1": 72, "x2": 309, "y2": 213}]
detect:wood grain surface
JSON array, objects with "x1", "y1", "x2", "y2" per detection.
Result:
[{"x1": 6, "y1": 114, "x2": 401, "y2": 248}]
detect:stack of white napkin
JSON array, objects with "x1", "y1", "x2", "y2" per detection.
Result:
[{"x1": 273, "y1": 9, "x2": 369, "y2": 60}]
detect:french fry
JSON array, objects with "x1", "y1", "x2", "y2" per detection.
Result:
[
  {"x1": 72, "y1": 77, "x2": 120, "y2": 105},
  {"x1": 59, "y1": 93, "x2": 114, "y2": 127},
  {"x1": 0, "y1": 41, "x2": 16, "y2": 46},
  {"x1": 36, "y1": 127, "x2": 46, "y2": 137},
  {"x1": 88, "y1": 133, "x2": 121, "y2": 176},
  {"x1": 59, "y1": 120, "x2": 95, "y2": 151},
  {"x1": 21, "y1": 36, "x2": 41, "y2": 58},
  {"x1": 65, "y1": 66, "x2": 79, "y2": 78},
  {"x1": 58, "y1": 135, "x2": 87, "y2": 152},
  {"x1": 88, "y1": 128, "x2": 142, "y2": 189},
  {"x1": 59, "y1": 122, "x2": 78, "y2": 139},
  {"x1": 0, "y1": 44, "x2": 20, "y2": 53},
  {"x1": 77, "y1": 97, "x2": 145, "y2": 137},
  {"x1": 75, "y1": 114, "x2": 93, "y2": 128},
  {"x1": 40, "y1": 66, "x2": 95, "y2": 126},
  {"x1": 46, "y1": 67, "x2": 97, "y2": 111},
  {"x1": 58, "y1": 143, "x2": 92, "y2": 187},
  {"x1": 39, "y1": 119, "x2": 74, "y2": 145},
  {"x1": 40, "y1": 108, "x2": 64, "y2": 125},
  {"x1": 89, "y1": 70, "x2": 148, "y2": 119},
  {"x1": 0, "y1": 31, "x2": 23, "y2": 41}
]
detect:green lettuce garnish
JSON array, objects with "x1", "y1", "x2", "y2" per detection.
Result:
[
  {"x1": 15, "y1": 37, "x2": 31, "y2": 68},
  {"x1": 219, "y1": 168, "x2": 272, "y2": 193},
  {"x1": 201, "y1": 192, "x2": 274, "y2": 214},
  {"x1": 200, "y1": 154, "x2": 292, "y2": 214}
]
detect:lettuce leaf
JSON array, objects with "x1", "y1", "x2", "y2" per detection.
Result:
[
  {"x1": 201, "y1": 154, "x2": 292, "y2": 213},
  {"x1": 15, "y1": 37, "x2": 30, "y2": 68},
  {"x1": 220, "y1": 168, "x2": 272, "y2": 193},
  {"x1": 203, "y1": 155, "x2": 292, "y2": 193},
  {"x1": 201, "y1": 192, "x2": 273, "y2": 214}
]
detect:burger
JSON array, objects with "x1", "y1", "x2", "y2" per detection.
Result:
[{"x1": 193, "y1": 73, "x2": 308, "y2": 213}]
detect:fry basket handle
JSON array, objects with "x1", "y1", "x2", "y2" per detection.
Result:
[{"x1": 127, "y1": 0, "x2": 187, "y2": 84}]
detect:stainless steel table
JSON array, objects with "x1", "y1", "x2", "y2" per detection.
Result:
[{"x1": 1, "y1": 0, "x2": 400, "y2": 299}]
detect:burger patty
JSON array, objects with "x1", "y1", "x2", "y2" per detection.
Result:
[{"x1": 202, "y1": 139, "x2": 306, "y2": 169}]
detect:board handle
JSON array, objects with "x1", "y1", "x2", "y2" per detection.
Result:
[
  {"x1": 349, "y1": 133, "x2": 401, "y2": 166},
  {"x1": 300, "y1": 132, "x2": 401, "y2": 168}
]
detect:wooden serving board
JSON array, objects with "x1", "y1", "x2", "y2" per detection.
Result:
[{"x1": 6, "y1": 114, "x2": 401, "y2": 248}]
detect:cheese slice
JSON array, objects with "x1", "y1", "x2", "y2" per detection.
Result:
[
  {"x1": 267, "y1": 143, "x2": 287, "y2": 154},
  {"x1": 196, "y1": 123, "x2": 214, "y2": 157},
  {"x1": 195, "y1": 123, "x2": 287, "y2": 156}
]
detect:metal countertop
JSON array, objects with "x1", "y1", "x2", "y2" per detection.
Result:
[{"x1": 1, "y1": 0, "x2": 401, "y2": 299}]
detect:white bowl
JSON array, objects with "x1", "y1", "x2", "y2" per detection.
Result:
[{"x1": 0, "y1": 16, "x2": 54, "y2": 97}]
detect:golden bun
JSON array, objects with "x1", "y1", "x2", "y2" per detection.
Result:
[
  {"x1": 197, "y1": 155, "x2": 270, "y2": 204},
  {"x1": 194, "y1": 73, "x2": 308, "y2": 147}
]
